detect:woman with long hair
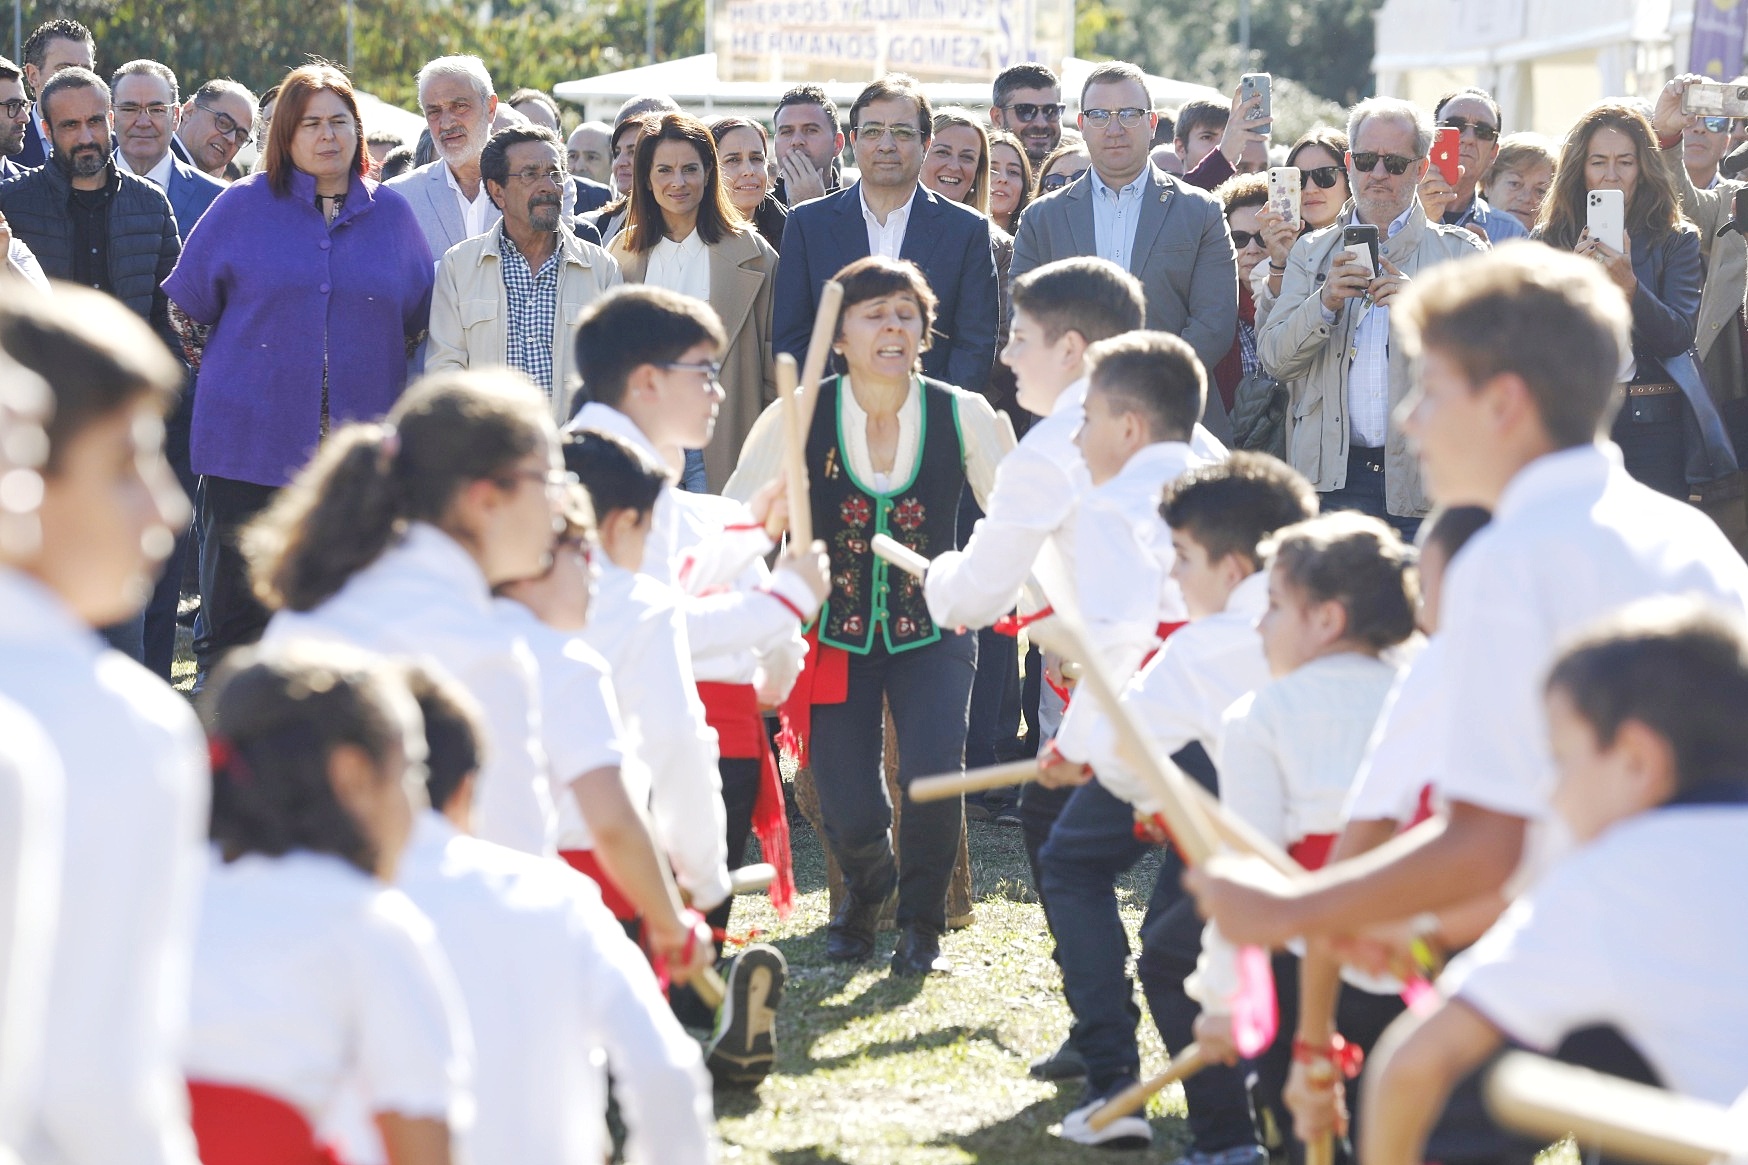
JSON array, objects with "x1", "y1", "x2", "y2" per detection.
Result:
[
  {"x1": 710, "y1": 115, "x2": 787, "y2": 252},
  {"x1": 1251, "y1": 129, "x2": 1351, "y2": 320},
  {"x1": 987, "y1": 129, "x2": 1033, "y2": 236},
  {"x1": 921, "y1": 110, "x2": 991, "y2": 214},
  {"x1": 609, "y1": 111, "x2": 779, "y2": 491},
  {"x1": 1537, "y1": 102, "x2": 1734, "y2": 498},
  {"x1": 1033, "y1": 140, "x2": 1090, "y2": 198}
]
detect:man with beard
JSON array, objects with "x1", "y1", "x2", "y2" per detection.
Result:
[
  {"x1": 0, "y1": 66, "x2": 182, "y2": 665},
  {"x1": 1, "y1": 57, "x2": 33, "y2": 181},
  {"x1": 389, "y1": 54, "x2": 509, "y2": 259},
  {"x1": 426, "y1": 125, "x2": 622, "y2": 424},
  {"x1": 989, "y1": 62, "x2": 1064, "y2": 167}
]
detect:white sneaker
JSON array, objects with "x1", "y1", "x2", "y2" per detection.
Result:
[{"x1": 1053, "y1": 1096, "x2": 1153, "y2": 1150}]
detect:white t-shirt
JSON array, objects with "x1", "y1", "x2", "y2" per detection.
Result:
[
  {"x1": 0, "y1": 695, "x2": 62, "y2": 1154},
  {"x1": 1344, "y1": 636, "x2": 1446, "y2": 824},
  {"x1": 186, "y1": 851, "x2": 470, "y2": 1141},
  {"x1": 397, "y1": 815, "x2": 716, "y2": 1165},
  {"x1": 1444, "y1": 806, "x2": 1748, "y2": 1104},
  {"x1": 1218, "y1": 652, "x2": 1401, "y2": 849},
  {"x1": 0, "y1": 569, "x2": 209, "y2": 1165},
  {"x1": 266, "y1": 523, "x2": 554, "y2": 856}
]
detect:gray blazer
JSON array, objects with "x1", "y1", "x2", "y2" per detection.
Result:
[
  {"x1": 386, "y1": 160, "x2": 504, "y2": 262},
  {"x1": 1010, "y1": 163, "x2": 1239, "y2": 375}
]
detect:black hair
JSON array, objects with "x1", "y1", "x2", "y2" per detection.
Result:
[
  {"x1": 1085, "y1": 330, "x2": 1205, "y2": 443},
  {"x1": 993, "y1": 63, "x2": 1059, "y2": 110},
  {"x1": 23, "y1": 18, "x2": 91, "y2": 74},
  {"x1": 1418, "y1": 504, "x2": 1491, "y2": 562},
  {"x1": 571, "y1": 285, "x2": 727, "y2": 412},
  {"x1": 204, "y1": 644, "x2": 414, "y2": 875},
  {"x1": 1268, "y1": 512, "x2": 1419, "y2": 652},
  {"x1": 1546, "y1": 599, "x2": 1748, "y2": 793},
  {"x1": 0, "y1": 286, "x2": 183, "y2": 473},
  {"x1": 400, "y1": 662, "x2": 486, "y2": 816},
  {"x1": 245, "y1": 370, "x2": 554, "y2": 613},
  {"x1": 378, "y1": 145, "x2": 416, "y2": 181},
  {"x1": 480, "y1": 123, "x2": 564, "y2": 191},
  {"x1": 562, "y1": 430, "x2": 669, "y2": 521},
  {"x1": 36, "y1": 66, "x2": 106, "y2": 124},
  {"x1": 1010, "y1": 256, "x2": 1145, "y2": 345},
  {"x1": 1174, "y1": 96, "x2": 1231, "y2": 146},
  {"x1": 834, "y1": 255, "x2": 939, "y2": 357},
  {"x1": 774, "y1": 83, "x2": 840, "y2": 137},
  {"x1": 1160, "y1": 451, "x2": 1318, "y2": 568},
  {"x1": 849, "y1": 73, "x2": 932, "y2": 136},
  {"x1": 507, "y1": 87, "x2": 560, "y2": 125}
]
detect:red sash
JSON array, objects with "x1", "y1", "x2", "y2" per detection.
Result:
[
  {"x1": 697, "y1": 681, "x2": 796, "y2": 918},
  {"x1": 187, "y1": 1081, "x2": 342, "y2": 1165},
  {"x1": 776, "y1": 624, "x2": 849, "y2": 768},
  {"x1": 1287, "y1": 832, "x2": 1337, "y2": 871},
  {"x1": 559, "y1": 849, "x2": 640, "y2": 922}
]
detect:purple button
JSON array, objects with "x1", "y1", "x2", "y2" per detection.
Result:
[
  {"x1": 319, "y1": 239, "x2": 331, "y2": 251},
  {"x1": 319, "y1": 283, "x2": 331, "y2": 294}
]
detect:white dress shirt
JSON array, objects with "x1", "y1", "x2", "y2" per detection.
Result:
[
  {"x1": 1343, "y1": 635, "x2": 1445, "y2": 824},
  {"x1": 186, "y1": 851, "x2": 471, "y2": 1143},
  {"x1": 1323, "y1": 203, "x2": 1412, "y2": 448},
  {"x1": 0, "y1": 697, "x2": 62, "y2": 1157},
  {"x1": 0, "y1": 569, "x2": 209, "y2": 1165},
  {"x1": 444, "y1": 163, "x2": 495, "y2": 242},
  {"x1": 265, "y1": 523, "x2": 555, "y2": 856},
  {"x1": 1090, "y1": 166, "x2": 1148, "y2": 271},
  {"x1": 118, "y1": 149, "x2": 176, "y2": 191},
  {"x1": 1444, "y1": 806, "x2": 1748, "y2": 1104},
  {"x1": 397, "y1": 815, "x2": 717, "y2": 1165},
  {"x1": 577, "y1": 562, "x2": 731, "y2": 910},
  {"x1": 644, "y1": 229, "x2": 711, "y2": 302},
  {"x1": 1217, "y1": 652, "x2": 1403, "y2": 848},
  {"x1": 1061, "y1": 570, "x2": 1272, "y2": 816},
  {"x1": 860, "y1": 182, "x2": 915, "y2": 258}
]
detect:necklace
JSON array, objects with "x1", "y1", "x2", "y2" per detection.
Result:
[{"x1": 316, "y1": 191, "x2": 346, "y2": 224}]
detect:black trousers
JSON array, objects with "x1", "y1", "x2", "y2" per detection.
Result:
[
  {"x1": 1613, "y1": 392, "x2": 1687, "y2": 500},
  {"x1": 1324, "y1": 445, "x2": 1423, "y2": 541},
  {"x1": 703, "y1": 756, "x2": 762, "y2": 938},
  {"x1": 809, "y1": 630, "x2": 976, "y2": 934},
  {"x1": 142, "y1": 385, "x2": 201, "y2": 680},
  {"x1": 195, "y1": 476, "x2": 278, "y2": 681}
]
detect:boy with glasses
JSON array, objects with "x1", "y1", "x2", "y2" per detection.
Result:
[{"x1": 1429, "y1": 87, "x2": 1527, "y2": 242}]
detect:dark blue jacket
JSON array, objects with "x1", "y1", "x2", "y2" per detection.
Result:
[
  {"x1": 774, "y1": 181, "x2": 1000, "y2": 396},
  {"x1": 572, "y1": 175, "x2": 611, "y2": 215},
  {"x1": 163, "y1": 157, "x2": 226, "y2": 243},
  {"x1": 15, "y1": 112, "x2": 47, "y2": 169}
]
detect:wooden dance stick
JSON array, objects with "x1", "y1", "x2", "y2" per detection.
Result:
[
  {"x1": 1484, "y1": 1053, "x2": 1748, "y2": 1165},
  {"x1": 1089, "y1": 1043, "x2": 1208, "y2": 1131},
  {"x1": 694, "y1": 965, "x2": 726, "y2": 1009},
  {"x1": 872, "y1": 533, "x2": 930, "y2": 579},
  {"x1": 1304, "y1": 1133, "x2": 1336, "y2": 1165},
  {"x1": 776, "y1": 354, "x2": 813, "y2": 547},
  {"x1": 729, "y1": 863, "x2": 777, "y2": 896},
  {"x1": 795, "y1": 280, "x2": 845, "y2": 435},
  {"x1": 909, "y1": 759, "x2": 1040, "y2": 803}
]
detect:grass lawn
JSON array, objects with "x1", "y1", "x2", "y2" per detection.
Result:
[{"x1": 712, "y1": 808, "x2": 1190, "y2": 1164}]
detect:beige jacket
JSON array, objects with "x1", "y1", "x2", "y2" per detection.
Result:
[
  {"x1": 1664, "y1": 145, "x2": 1747, "y2": 409},
  {"x1": 609, "y1": 227, "x2": 778, "y2": 491},
  {"x1": 426, "y1": 225, "x2": 623, "y2": 425},
  {"x1": 1257, "y1": 201, "x2": 1485, "y2": 517}
]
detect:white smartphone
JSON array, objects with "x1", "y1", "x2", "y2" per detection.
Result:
[
  {"x1": 1239, "y1": 72, "x2": 1272, "y2": 121},
  {"x1": 1267, "y1": 166, "x2": 1300, "y2": 230},
  {"x1": 1586, "y1": 188, "x2": 1625, "y2": 254}
]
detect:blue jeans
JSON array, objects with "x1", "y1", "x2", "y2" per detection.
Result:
[{"x1": 678, "y1": 448, "x2": 709, "y2": 493}]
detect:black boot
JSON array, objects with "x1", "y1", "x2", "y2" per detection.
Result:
[
  {"x1": 889, "y1": 925, "x2": 950, "y2": 976},
  {"x1": 826, "y1": 890, "x2": 885, "y2": 962}
]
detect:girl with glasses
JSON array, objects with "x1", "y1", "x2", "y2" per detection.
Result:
[{"x1": 1033, "y1": 139, "x2": 1091, "y2": 199}]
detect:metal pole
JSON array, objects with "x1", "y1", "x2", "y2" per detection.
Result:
[
  {"x1": 646, "y1": 0, "x2": 657, "y2": 63},
  {"x1": 1237, "y1": 0, "x2": 1249, "y2": 62},
  {"x1": 345, "y1": 0, "x2": 356, "y2": 72},
  {"x1": 14, "y1": 0, "x2": 21, "y2": 74}
]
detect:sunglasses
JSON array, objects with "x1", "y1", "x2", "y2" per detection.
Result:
[
  {"x1": 1229, "y1": 229, "x2": 1264, "y2": 249},
  {"x1": 1041, "y1": 167, "x2": 1087, "y2": 191},
  {"x1": 1350, "y1": 151, "x2": 1418, "y2": 176},
  {"x1": 1298, "y1": 165, "x2": 1343, "y2": 188},
  {"x1": 1439, "y1": 116, "x2": 1499, "y2": 142},
  {"x1": 1002, "y1": 102, "x2": 1065, "y2": 124},
  {"x1": 1699, "y1": 116, "x2": 1734, "y2": 134}
]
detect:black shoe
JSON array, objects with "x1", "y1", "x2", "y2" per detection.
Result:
[
  {"x1": 889, "y1": 926, "x2": 950, "y2": 976},
  {"x1": 705, "y1": 944, "x2": 786, "y2": 1088},
  {"x1": 826, "y1": 890, "x2": 885, "y2": 962},
  {"x1": 1028, "y1": 1035, "x2": 1088, "y2": 1081}
]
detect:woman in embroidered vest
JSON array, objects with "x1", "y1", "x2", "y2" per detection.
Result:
[{"x1": 728, "y1": 256, "x2": 1011, "y2": 976}]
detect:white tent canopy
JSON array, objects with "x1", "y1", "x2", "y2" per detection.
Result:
[{"x1": 553, "y1": 54, "x2": 1221, "y2": 123}]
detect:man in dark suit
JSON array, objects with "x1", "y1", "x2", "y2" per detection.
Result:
[
  {"x1": 17, "y1": 18, "x2": 96, "y2": 169},
  {"x1": 1, "y1": 56, "x2": 31, "y2": 181},
  {"x1": 1010, "y1": 60, "x2": 1238, "y2": 397},
  {"x1": 775, "y1": 73, "x2": 1000, "y2": 396}
]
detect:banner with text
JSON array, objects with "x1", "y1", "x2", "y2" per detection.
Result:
[{"x1": 1691, "y1": 0, "x2": 1748, "y2": 78}]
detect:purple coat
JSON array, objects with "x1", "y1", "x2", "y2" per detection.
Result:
[{"x1": 164, "y1": 168, "x2": 434, "y2": 487}]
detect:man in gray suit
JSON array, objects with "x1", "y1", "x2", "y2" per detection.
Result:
[
  {"x1": 387, "y1": 55, "x2": 503, "y2": 262},
  {"x1": 1010, "y1": 60, "x2": 1238, "y2": 421}
]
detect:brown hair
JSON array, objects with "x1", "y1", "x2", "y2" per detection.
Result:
[
  {"x1": 987, "y1": 130, "x2": 1033, "y2": 226},
  {"x1": 1268, "y1": 512, "x2": 1418, "y2": 652},
  {"x1": 1215, "y1": 171, "x2": 1269, "y2": 214},
  {"x1": 246, "y1": 370, "x2": 555, "y2": 612},
  {"x1": 1033, "y1": 139, "x2": 1090, "y2": 198},
  {"x1": 833, "y1": 256, "x2": 939, "y2": 360},
  {"x1": 1539, "y1": 103, "x2": 1688, "y2": 249},
  {"x1": 264, "y1": 62, "x2": 367, "y2": 196},
  {"x1": 927, "y1": 109, "x2": 991, "y2": 215},
  {"x1": 623, "y1": 111, "x2": 745, "y2": 254},
  {"x1": 1085, "y1": 330, "x2": 1206, "y2": 443},
  {"x1": 1159, "y1": 451, "x2": 1318, "y2": 568},
  {"x1": 849, "y1": 73, "x2": 932, "y2": 136},
  {"x1": 1009, "y1": 256, "x2": 1144, "y2": 345}
]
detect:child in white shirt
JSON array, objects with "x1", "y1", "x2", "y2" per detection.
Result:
[
  {"x1": 1364, "y1": 601, "x2": 1748, "y2": 1164},
  {"x1": 0, "y1": 289, "x2": 209, "y2": 1165},
  {"x1": 397, "y1": 664, "x2": 717, "y2": 1165},
  {"x1": 190, "y1": 646, "x2": 470, "y2": 1165}
]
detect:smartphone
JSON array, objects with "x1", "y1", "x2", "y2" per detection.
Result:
[
  {"x1": 1586, "y1": 188, "x2": 1625, "y2": 254},
  {"x1": 1341, "y1": 224, "x2": 1380, "y2": 275},
  {"x1": 1682, "y1": 80, "x2": 1748, "y2": 117},
  {"x1": 1735, "y1": 186, "x2": 1748, "y2": 234},
  {"x1": 1267, "y1": 166, "x2": 1301, "y2": 230},
  {"x1": 1239, "y1": 73, "x2": 1272, "y2": 122},
  {"x1": 1431, "y1": 125, "x2": 1461, "y2": 187}
]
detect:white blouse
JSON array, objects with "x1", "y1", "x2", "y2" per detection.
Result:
[
  {"x1": 644, "y1": 229, "x2": 711, "y2": 303},
  {"x1": 186, "y1": 852, "x2": 470, "y2": 1137}
]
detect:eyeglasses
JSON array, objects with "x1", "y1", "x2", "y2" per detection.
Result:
[
  {"x1": 1229, "y1": 229, "x2": 1264, "y2": 249},
  {"x1": 659, "y1": 360, "x2": 724, "y2": 386},
  {"x1": 1298, "y1": 165, "x2": 1343, "y2": 188},
  {"x1": 1699, "y1": 116, "x2": 1734, "y2": 134},
  {"x1": 1, "y1": 98, "x2": 28, "y2": 119},
  {"x1": 116, "y1": 102, "x2": 172, "y2": 121},
  {"x1": 1350, "y1": 151, "x2": 1418, "y2": 176},
  {"x1": 1041, "y1": 167, "x2": 1087, "y2": 191},
  {"x1": 500, "y1": 467, "x2": 576, "y2": 492},
  {"x1": 1439, "y1": 116, "x2": 1499, "y2": 142},
  {"x1": 855, "y1": 123, "x2": 921, "y2": 144},
  {"x1": 1001, "y1": 102, "x2": 1065, "y2": 124},
  {"x1": 1081, "y1": 107, "x2": 1150, "y2": 129},
  {"x1": 197, "y1": 102, "x2": 253, "y2": 144},
  {"x1": 510, "y1": 165, "x2": 568, "y2": 185}
]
